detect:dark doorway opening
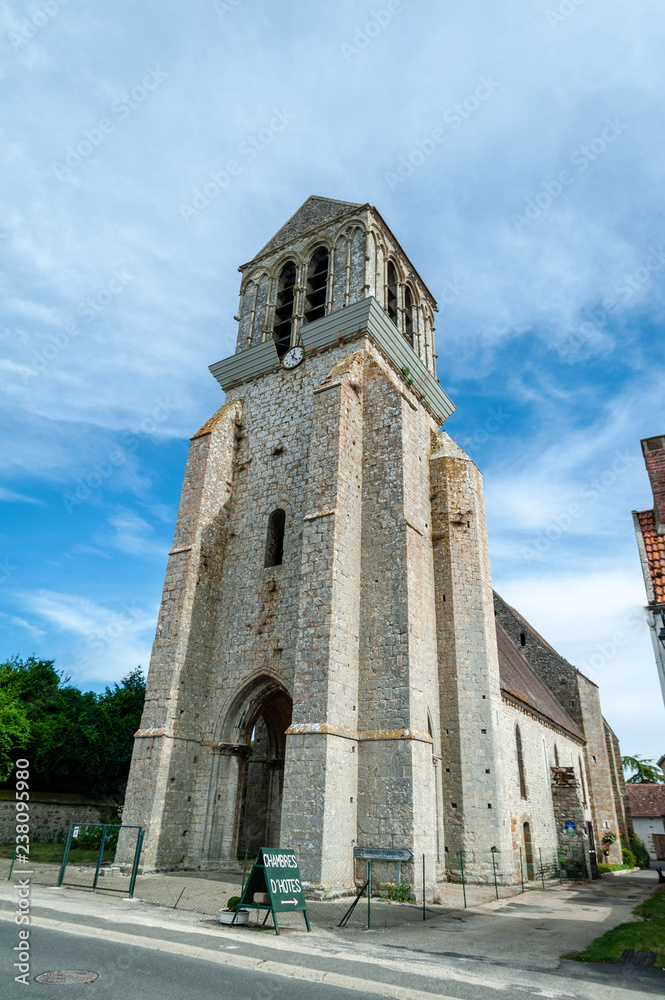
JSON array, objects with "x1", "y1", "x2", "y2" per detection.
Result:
[
  {"x1": 237, "y1": 689, "x2": 292, "y2": 855},
  {"x1": 523, "y1": 822, "x2": 534, "y2": 879},
  {"x1": 587, "y1": 821, "x2": 599, "y2": 879}
]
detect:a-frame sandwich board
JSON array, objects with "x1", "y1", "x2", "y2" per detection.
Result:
[{"x1": 232, "y1": 847, "x2": 310, "y2": 935}]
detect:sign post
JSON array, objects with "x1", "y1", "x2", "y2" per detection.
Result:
[{"x1": 234, "y1": 847, "x2": 310, "y2": 935}]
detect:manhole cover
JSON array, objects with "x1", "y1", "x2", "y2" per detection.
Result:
[{"x1": 35, "y1": 971, "x2": 99, "y2": 985}]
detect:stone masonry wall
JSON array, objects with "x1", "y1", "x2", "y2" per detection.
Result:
[
  {"x1": 497, "y1": 702, "x2": 590, "y2": 876},
  {"x1": 0, "y1": 793, "x2": 111, "y2": 843},
  {"x1": 430, "y1": 435, "x2": 515, "y2": 882},
  {"x1": 493, "y1": 593, "x2": 622, "y2": 866}
]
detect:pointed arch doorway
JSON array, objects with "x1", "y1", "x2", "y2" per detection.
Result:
[{"x1": 237, "y1": 688, "x2": 292, "y2": 853}]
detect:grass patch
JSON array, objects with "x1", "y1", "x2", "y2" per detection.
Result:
[
  {"x1": 597, "y1": 863, "x2": 632, "y2": 874},
  {"x1": 563, "y1": 887, "x2": 665, "y2": 969},
  {"x1": 0, "y1": 842, "x2": 114, "y2": 863}
]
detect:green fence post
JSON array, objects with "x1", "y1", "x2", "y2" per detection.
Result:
[
  {"x1": 557, "y1": 850, "x2": 563, "y2": 884},
  {"x1": 7, "y1": 845, "x2": 17, "y2": 881},
  {"x1": 519, "y1": 849, "x2": 525, "y2": 892},
  {"x1": 92, "y1": 825, "x2": 107, "y2": 890},
  {"x1": 459, "y1": 851, "x2": 467, "y2": 909},
  {"x1": 241, "y1": 848, "x2": 249, "y2": 895},
  {"x1": 367, "y1": 859, "x2": 371, "y2": 930},
  {"x1": 57, "y1": 823, "x2": 75, "y2": 887},
  {"x1": 491, "y1": 849, "x2": 499, "y2": 899},
  {"x1": 539, "y1": 848, "x2": 545, "y2": 889},
  {"x1": 422, "y1": 854, "x2": 426, "y2": 921},
  {"x1": 128, "y1": 828, "x2": 144, "y2": 899}
]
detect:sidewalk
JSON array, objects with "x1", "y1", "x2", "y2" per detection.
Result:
[{"x1": 1, "y1": 870, "x2": 662, "y2": 998}]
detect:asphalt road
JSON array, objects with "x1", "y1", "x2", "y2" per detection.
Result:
[{"x1": 3, "y1": 922, "x2": 378, "y2": 1000}]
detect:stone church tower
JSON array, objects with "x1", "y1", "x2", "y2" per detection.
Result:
[{"x1": 122, "y1": 197, "x2": 537, "y2": 889}]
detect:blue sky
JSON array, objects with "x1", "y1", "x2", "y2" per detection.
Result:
[{"x1": 1, "y1": 0, "x2": 664, "y2": 763}]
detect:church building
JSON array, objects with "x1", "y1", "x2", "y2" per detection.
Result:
[{"x1": 122, "y1": 196, "x2": 625, "y2": 891}]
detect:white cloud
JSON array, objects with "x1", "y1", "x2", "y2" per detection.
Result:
[{"x1": 16, "y1": 589, "x2": 156, "y2": 685}]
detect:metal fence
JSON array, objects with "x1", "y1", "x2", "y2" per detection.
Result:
[{"x1": 2, "y1": 837, "x2": 592, "y2": 931}]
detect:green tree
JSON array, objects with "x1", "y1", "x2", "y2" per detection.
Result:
[
  {"x1": 622, "y1": 754, "x2": 665, "y2": 784},
  {"x1": 0, "y1": 686, "x2": 32, "y2": 781},
  {"x1": 0, "y1": 657, "x2": 145, "y2": 795}
]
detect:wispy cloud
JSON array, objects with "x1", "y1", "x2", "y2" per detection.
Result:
[{"x1": 15, "y1": 589, "x2": 156, "y2": 684}]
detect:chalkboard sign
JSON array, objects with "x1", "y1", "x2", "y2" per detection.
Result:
[{"x1": 235, "y1": 847, "x2": 310, "y2": 934}]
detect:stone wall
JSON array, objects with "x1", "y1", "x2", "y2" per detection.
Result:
[
  {"x1": 0, "y1": 792, "x2": 111, "y2": 843},
  {"x1": 497, "y1": 701, "x2": 589, "y2": 876},
  {"x1": 493, "y1": 592, "x2": 623, "y2": 866}
]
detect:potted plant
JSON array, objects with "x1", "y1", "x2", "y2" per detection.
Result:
[
  {"x1": 601, "y1": 831, "x2": 616, "y2": 857},
  {"x1": 219, "y1": 895, "x2": 250, "y2": 925}
]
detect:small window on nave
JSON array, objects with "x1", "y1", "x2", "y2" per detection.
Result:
[
  {"x1": 386, "y1": 261, "x2": 398, "y2": 325},
  {"x1": 516, "y1": 725, "x2": 527, "y2": 799},
  {"x1": 304, "y1": 246, "x2": 329, "y2": 324},
  {"x1": 273, "y1": 262, "x2": 296, "y2": 359}
]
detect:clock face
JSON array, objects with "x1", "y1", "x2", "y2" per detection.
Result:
[{"x1": 282, "y1": 346, "x2": 305, "y2": 370}]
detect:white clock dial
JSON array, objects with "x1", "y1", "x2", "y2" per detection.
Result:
[{"x1": 282, "y1": 346, "x2": 305, "y2": 370}]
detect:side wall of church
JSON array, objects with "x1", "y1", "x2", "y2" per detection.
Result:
[
  {"x1": 498, "y1": 701, "x2": 589, "y2": 874},
  {"x1": 493, "y1": 594, "x2": 623, "y2": 865}
]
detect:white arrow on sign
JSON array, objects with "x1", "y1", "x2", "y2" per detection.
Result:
[{"x1": 281, "y1": 898, "x2": 298, "y2": 905}]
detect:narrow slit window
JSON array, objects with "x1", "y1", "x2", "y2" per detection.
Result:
[
  {"x1": 579, "y1": 756, "x2": 587, "y2": 806},
  {"x1": 264, "y1": 509, "x2": 286, "y2": 567},
  {"x1": 386, "y1": 261, "x2": 398, "y2": 324},
  {"x1": 516, "y1": 725, "x2": 527, "y2": 799},
  {"x1": 404, "y1": 285, "x2": 414, "y2": 346},
  {"x1": 553, "y1": 744, "x2": 559, "y2": 767},
  {"x1": 273, "y1": 262, "x2": 296, "y2": 358},
  {"x1": 304, "y1": 247, "x2": 329, "y2": 324}
]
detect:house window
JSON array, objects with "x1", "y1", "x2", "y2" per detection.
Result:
[
  {"x1": 264, "y1": 509, "x2": 286, "y2": 567},
  {"x1": 273, "y1": 262, "x2": 296, "y2": 358},
  {"x1": 386, "y1": 261, "x2": 398, "y2": 324},
  {"x1": 304, "y1": 247, "x2": 328, "y2": 324},
  {"x1": 516, "y1": 725, "x2": 527, "y2": 799},
  {"x1": 520, "y1": 631, "x2": 526, "y2": 646},
  {"x1": 554, "y1": 744, "x2": 559, "y2": 767},
  {"x1": 404, "y1": 285, "x2": 414, "y2": 346}
]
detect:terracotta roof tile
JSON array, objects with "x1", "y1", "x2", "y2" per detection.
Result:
[
  {"x1": 496, "y1": 621, "x2": 585, "y2": 742},
  {"x1": 626, "y1": 783, "x2": 665, "y2": 817},
  {"x1": 636, "y1": 509, "x2": 665, "y2": 603}
]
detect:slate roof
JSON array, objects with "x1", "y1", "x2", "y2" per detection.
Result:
[
  {"x1": 496, "y1": 621, "x2": 585, "y2": 742},
  {"x1": 635, "y1": 509, "x2": 665, "y2": 603},
  {"x1": 246, "y1": 196, "x2": 363, "y2": 264},
  {"x1": 626, "y1": 783, "x2": 665, "y2": 817}
]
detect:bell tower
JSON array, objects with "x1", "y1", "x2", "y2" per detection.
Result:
[{"x1": 122, "y1": 196, "x2": 513, "y2": 892}]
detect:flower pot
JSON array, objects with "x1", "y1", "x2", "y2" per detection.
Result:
[{"x1": 219, "y1": 908, "x2": 250, "y2": 925}]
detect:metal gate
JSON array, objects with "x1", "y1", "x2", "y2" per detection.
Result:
[{"x1": 58, "y1": 823, "x2": 144, "y2": 896}]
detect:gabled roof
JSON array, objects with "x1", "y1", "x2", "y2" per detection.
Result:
[
  {"x1": 245, "y1": 196, "x2": 363, "y2": 265},
  {"x1": 626, "y1": 783, "x2": 665, "y2": 817},
  {"x1": 634, "y1": 508, "x2": 665, "y2": 604},
  {"x1": 496, "y1": 621, "x2": 585, "y2": 742}
]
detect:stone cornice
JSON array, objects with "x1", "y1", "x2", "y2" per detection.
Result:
[{"x1": 285, "y1": 722, "x2": 433, "y2": 744}]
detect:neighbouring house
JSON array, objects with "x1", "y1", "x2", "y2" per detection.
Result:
[
  {"x1": 632, "y1": 433, "x2": 665, "y2": 711},
  {"x1": 626, "y1": 784, "x2": 665, "y2": 861}
]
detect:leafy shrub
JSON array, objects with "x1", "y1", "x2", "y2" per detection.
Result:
[
  {"x1": 70, "y1": 824, "x2": 118, "y2": 852},
  {"x1": 630, "y1": 834, "x2": 651, "y2": 870},
  {"x1": 378, "y1": 881, "x2": 413, "y2": 902},
  {"x1": 226, "y1": 896, "x2": 241, "y2": 912},
  {"x1": 621, "y1": 847, "x2": 637, "y2": 868}
]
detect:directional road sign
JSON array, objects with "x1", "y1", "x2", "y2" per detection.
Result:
[{"x1": 353, "y1": 846, "x2": 414, "y2": 862}]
